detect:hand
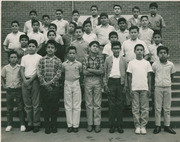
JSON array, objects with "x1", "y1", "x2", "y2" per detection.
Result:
[{"x1": 104, "y1": 85, "x2": 110, "y2": 94}]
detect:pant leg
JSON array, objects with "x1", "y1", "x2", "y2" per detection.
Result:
[
  {"x1": 154, "y1": 87, "x2": 163, "y2": 126},
  {"x1": 163, "y1": 87, "x2": 171, "y2": 126},
  {"x1": 6, "y1": 90, "x2": 14, "y2": 126},
  {"x1": 125, "y1": 73, "x2": 131, "y2": 106},
  {"x1": 140, "y1": 90, "x2": 149, "y2": 128},
  {"x1": 132, "y1": 91, "x2": 140, "y2": 128}
]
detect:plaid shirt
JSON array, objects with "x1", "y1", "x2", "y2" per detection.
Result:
[{"x1": 37, "y1": 55, "x2": 62, "y2": 87}]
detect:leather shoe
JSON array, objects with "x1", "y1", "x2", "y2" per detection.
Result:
[
  {"x1": 95, "y1": 125, "x2": 101, "y2": 133},
  {"x1": 117, "y1": 126, "x2": 124, "y2": 133},
  {"x1": 33, "y1": 126, "x2": 39, "y2": 133},
  {"x1": 87, "y1": 125, "x2": 93, "y2": 132},
  {"x1": 164, "y1": 126, "x2": 176, "y2": 134},
  {"x1": 73, "y1": 127, "x2": 79, "y2": 133},
  {"x1": 67, "y1": 127, "x2": 73, "y2": 133},
  {"x1": 52, "y1": 126, "x2": 58, "y2": 133},
  {"x1": 109, "y1": 126, "x2": 115, "y2": 133},
  {"x1": 153, "y1": 126, "x2": 161, "y2": 134},
  {"x1": 45, "y1": 126, "x2": 51, "y2": 134},
  {"x1": 25, "y1": 126, "x2": 33, "y2": 132}
]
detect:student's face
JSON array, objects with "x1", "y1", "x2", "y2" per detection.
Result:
[
  {"x1": 91, "y1": 7, "x2": 98, "y2": 16},
  {"x1": 32, "y1": 22, "x2": 39, "y2": 31},
  {"x1": 150, "y1": 6, "x2": 157, "y2": 15},
  {"x1": 75, "y1": 29, "x2": 83, "y2": 39},
  {"x1": 68, "y1": 49, "x2": 76, "y2": 61},
  {"x1": 112, "y1": 45, "x2": 121, "y2": 58},
  {"x1": 56, "y1": 11, "x2": 63, "y2": 20},
  {"x1": 134, "y1": 46, "x2": 144, "y2": 58},
  {"x1": 158, "y1": 49, "x2": 168, "y2": 62},
  {"x1": 90, "y1": 43, "x2": 99, "y2": 54},
  {"x1": 118, "y1": 21, "x2": 127, "y2": 31},
  {"x1": 49, "y1": 26, "x2": 56, "y2": 32},
  {"x1": 114, "y1": 6, "x2": 121, "y2": 15},
  {"x1": 129, "y1": 29, "x2": 139, "y2": 40},
  {"x1": 9, "y1": 54, "x2": 18, "y2": 64},
  {"x1": 84, "y1": 23, "x2": 92, "y2": 33},
  {"x1": 28, "y1": 43, "x2": 37, "y2": 54},
  {"x1": 153, "y1": 34, "x2": 162, "y2": 45},
  {"x1": 20, "y1": 38, "x2": 28, "y2": 47},
  {"x1": 141, "y1": 17, "x2": 149, "y2": 27},
  {"x1": 48, "y1": 32, "x2": 56, "y2": 40},
  {"x1": 30, "y1": 12, "x2": 37, "y2": 20},
  {"x1": 11, "y1": 23, "x2": 19, "y2": 33},
  {"x1": 101, "y1": 16, "x2": 108, "y2": 25},
  {"x1": 69, "y1": 24, "x2": 75, "y2": 32},
  {"x1": 109, "y1": 35, "x2": 118, "y2": 42},
  {"x1": 46, "y1": 43, "x2": 56, "y2": 56},
  {"x1": 133, "y1": 9, "x2": 140, "y2": 18},
  {"x1": 43, "y1": 17, "x2": 50, "y2": 25},
  {"x1": 73, "y1": 13, "x2": 79, "y2": 21}
]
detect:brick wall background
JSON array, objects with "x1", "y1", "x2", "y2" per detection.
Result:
[{"x1": 1, "y1": 1, "x2": 180, "y2": 66}]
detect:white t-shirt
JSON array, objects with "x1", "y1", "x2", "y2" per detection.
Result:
[
  {"x1": 21, "y1": 54, "x2": 42, "y2": 78},
  {"x1": 27, "y1": 32, "x2": 45, "y2": 46},
  {"x1": 127, "y1": 59, "x2": 152, "y2": 91},
  {"x1": 83, "y1": 32, "x2": 97, "y2": 44}
]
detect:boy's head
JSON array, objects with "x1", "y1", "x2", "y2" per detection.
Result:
[
  {"x1": 157, "y1": 46, "x2": 169, "y2": 62},
  {"x1": 11, "y1": 21, "x2": 19, "y2": 33},
  {"x1": 132, "y1": 6, "x2": 140, "y2": 19},
  {"x1": 42, "y1": 15, "x2": 50, "y2": 25},
  {"x1": 149, "y1": 2, "x2": 158, "y2": 15},
  {"x1": 46, "y1": 40, "x2": 57, "y2": 56},
  {"x1": 118, "y1": 17, "x2": 127, "y2": 31},
  {"x1": 134, "y1": 44, "x2": 145, "y2": 58},
  {"x1": 90, "y1": 5, "x2": 98, "y2": 16},
  {"x1": 32, "y1": 20, "x2": 40, "y2": 32},
  {"x1": 47, "y1": 30, "x2": 56, "y2": 40},
  {"x1": 28, "y1": 39, "x2": 38, "y2": 54},
  {"x1": 129, "y1": 26, "x2": 139, "y2": 40},
  {"x1": 55, "y1": 9, "x2": 63, "y2": 20},
  {"x1": 29, "y1": 10, "x2": 37, "y2": 20},
  {"x1": 83, "y1": 20, "x2": 92, "y2": 34},
  {"x1": 72, "y1": 10, "x2": 80, "y2": 22},
  {"x1": 69, "y1": 22, "x2": 77, "y2": 33},
  {"x1": 89, "y1": 41, "x2": 100, "y2": 54},
  {"x1": 75, "y1": 26, "x2": 83, "y2": 39},
  {"x1": 19, "y1": 34, "x2": 29, "y2": 47},
  {"x1": 153, "y1": 30, "x2": 162, "y2": 45},
  {"x1": 113, "y1": 4, "x2": 122, "y2": 15},
  {"x1": 100, "y1": 13, "x2": 109, "y2": 25},
  {"x1": 67, "y1": 46, "x2": 77, "y2": 61},
  {"x1": 8, "y1": 51, "x2": 18, "y2": 64},
  {"x1": 48, "y1": 23, "x2": 57, "y2": 31},
  {"x1": 140, "y1": 16, "x2": 149, "y2": 27},
  {"x1": 111, "y1": 41, "x2": 121, "y2": 57},
  {"x1": 109, "y1": 31, "x2": 118, "y2": 42}
]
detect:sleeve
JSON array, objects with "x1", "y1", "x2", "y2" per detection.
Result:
[
  {"x1": 40, "y1": 34, "x2": 46, "y2": 44},
  {"x1": 102, "y1": 44, "x2": 109, "y2": 55},
  {"x1": 1, "y1": 67, "x2": 6, "y2": 78},
  {"x1": 152, "y1": 62, "x2": 156, "y2": 73},
  {"x1": 79, "y1": 62, "x2": 83, "y2": 73},
  {"x1": 147, "y1": 61, "x2": 153, "y2": 72},
  {"x1": 127, "y1": 62, "x2": 132, "y2": 73},
  {"x1": 142, "y1": 41, "x2": 149, "y2": 55},
  {"x1": 99, "y1": 56, "x2": 104, "y2": 70},
  {"x1": 171, "y1": 63, "x2": 176, "y2": 74},
  {"x1": 50, "y1": 60, "x2": 62, "y2": 84},
  {"x1": 39, "y1": 22, "x2": 44, "y2": 32},
  {"x1": 82, "y1": 57, "x2": 87, "y2": 70},
  {"x1": 3, "y1": 35, "x2": 9, "y2": 46},
  {"x1": 161, "y1": 16, "x2": 166, "y2": 28},
  {"x1": 37, "y1": 58, "x2": 46, "y2": 85},
  {"x1": 121, "y1": 42, "x2": 125, "y2": 56},
  {"x1": 65, "y1": 21, "x2": 69, "y2": 33},
  {"x1": 59, "y1": 35, "x2": 64, "y2": 45},
  {"x1": 21, "y1": 56, "x2": 25, "y2": 67},
  {"x1": 61, "y1": 63, "x2": 65, "y2": 73},
  {"x1": 103, "y1": 58, "x2": 108, "y2": 86},
  {"x1": 23, "y1": 22, "x2": 28, "y2": 33}
]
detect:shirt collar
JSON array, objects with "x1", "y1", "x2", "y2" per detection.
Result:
[
  {"x1": 56, "y1": 18, "x2": 63, "y2": 22},
  {"x1": 45, "y1": 55, "x2": 56, "y2": 59},
  {"x1": 66, "y1": 59, "x2": 78, "y2": 63},
  {"x1": 113, "y1": 55, "x2": 120, "y2": 60},
  {"x1": 8, "y1": 64, "x2": 19, "y2": 69}
]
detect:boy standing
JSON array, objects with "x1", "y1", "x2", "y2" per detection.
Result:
[
  {"x1": 72, "y1": 10, "x2": 82, "y2": 26},
  {"x1": 128, "y1": 6, "x2": 141, "y2": 28},
  {"x1": 62, "y1": 46, "x2": 82, "y2": 133},
  {"x1": 83, "y1": 41, "x2": 104, "y2": 133},
  {"x1": 152, "y1": 46, "x2": 176, "y2": 134},
  {"x1": 42, "y1": 15, "x2": 51, "y2": 37},
  {"x1": 20, "y1": 39, "x2": 42, "y2": 133},
  {"x1": 37, "y1": 40, "x2": 62, "y2": 134},
  {"x1": 104, "y1": 41, "x2": 126, "y2": 133},
  {"x1": 1, "y1": 51, "x2": 26, "y2": 132},
  {"x1": 127, "y1": 44, "x2": 152, "y2": 134}
]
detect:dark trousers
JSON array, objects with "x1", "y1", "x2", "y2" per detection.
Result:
[
  {"x1": 6, "y1": 88, "x2": 25, "y2": 126},
  {"x1": 41, "y1": 87, "x2": 60, "y2": 128},
  {"x1": 107, "y1": 78, "x2": 124, "y2": 127}
]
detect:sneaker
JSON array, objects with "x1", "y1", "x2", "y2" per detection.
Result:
[
  {"x1": 140, "y1": 127, "x2": 147, "y2": 135},
  {"x1": 135, "y1": 127, "x2": 140, "y2": 134},
  {"x1": 20, "y1": 125, "x2": 26, "y2": 132},
  {"x1": 5, "y1": 126, "x2": 12, "y2": 132}
]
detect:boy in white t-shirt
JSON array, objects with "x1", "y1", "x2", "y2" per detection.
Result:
[{"x1": 127, "y1": 44, "x2": 152, "y2": 135}]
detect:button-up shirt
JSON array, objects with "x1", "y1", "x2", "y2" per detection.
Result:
[
  {"x1": 51, "y1": 19, "x2": 69, "y2": 35},
  {"x1": 110, "y1": 56, "x2": 121, "y2": 78}
]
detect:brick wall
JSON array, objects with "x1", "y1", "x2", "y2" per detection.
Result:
[{"x1": 1, "y1": 1, "x2": 180, "y2": 66}]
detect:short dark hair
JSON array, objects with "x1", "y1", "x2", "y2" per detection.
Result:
[
  {"x1": 72, "y1": 10, "x2": 79, "y2": 15},
  {"x1": 49, "y1": 23, "x2": 57, "y2": 30},
  {"x1": 91, "y1": 5, "x2": 98, "y2": 10},
  {"x1": 47, "y1": 30, "x2": 56, "y2": 36},
  {"x1": 129, "y1": 26, "x2": 139, "y2": 32},
  {"x1": 8, "y1": 50, "x2": 18, "y2": 59},
  {"x1": 42, "y1": 14, "x2": 50, "y2": 19},
  {"x1": 100, "y1": 13, "x2": 108, "y2": 18},
  {"x1": 113, "y1": 4, "x2": 122, "y2": 9},
  {"x1": 29, "y1": 10, "x2": 37, "y2": 15},
  {"x1": 111, "y1": 41, "x2": 121, "y2": 49},
  {"x1": 89, "y1": 41, "x2": 100, "y2": 47},
  {"x1": 56, "y1": 9, "x2": 63, "y2": 14},
  {"x1": 109, "y1": 31, "x2": 118, "y2": 39},
  {"x1": 46, "y1": 40, "x2": 57, "y2": 49},
  {"x1": 69, "y1": 21, "x2": 77, "y2": 29},
  {"x1": 134, "y1": 44, "x2": 144, "y2": 51},
  {"x1": 153, "y1": 30, "x2": 162, "y2": 37},
  {"x1": 140, "y1": 15, "x2": 148, "y2": 21},
  {"x1": 118, "y1": 17, "x2": 127, "y2": 24},
  {"x1": 149, "y1": 2, "x2": 158, "y2": 8},
  {"x1": 157, "y1": 46, "x2": 169, "y2": 55},
  {"x1": 67, "y1": 46, "x2": 77, "y2": 53},
  {"x1": 132, "y1": 6, "x2": 140, "y2": 11},
  {"x1": 28, "y1": 39, "x2": 38, "y2": 47},
  {"x1": 83, "y1": 20, "x2": 92, "y2": 28},
  {"x1": 75, "y1": 26, "x2": 83, "y2": 32},
  {"x1": 11, "y1": 20, "x2": 19, "y2": 26},
  {"x1": 19, "y1": 34, "x2": 29, "y2": 41},
  {"x1": 32, "y1": 20, "x2": 40, "y2": 26}
]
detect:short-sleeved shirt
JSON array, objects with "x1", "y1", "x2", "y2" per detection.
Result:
[
  {"x1": 51, "y1": 19, "x2": 69, "y2": 35},
  {"x1": 122, "y1": 39, "x2": 149, "y2": 62},
  {"x1": 117, "y1": 29, "x2": 129, "y2": 44},
  {"x1": 62, "y1": 60, "x2": 82, "y2": 82},
  {"x1": 128, "y1": 17, "x2": 141, "y2": 29},
  {"x1": 27, "y1": 32, "x2": 45, "y2": 46},
  {"x1": 152, "y1": 61, "x2": 176, "y2": 87},
  {"x1": 3, "y1": 31, "x2": 24, "y2": 49},
  {"x1": 23, "y1": 20, "x2": 43, "y2": 34},
  {"x1": 21, "y1": 54, "x2": 42, "y2": 78},
  {"x1": 139, "y1": 27, "x2": 154, "y2": 47},
  {"x1": 149, "y1": 43, "x2": 162, "y2": 63},
  {"x1": 1, "y1": 64, "x2": 21, "y2": 88},
  {"x1": 127, "y1": 59, "x2": 152, "y2": 91},
  {"x1": 83, "y1": 32, "x2": 97, "y2": 44},
  {"x1": 95, "y1": 24, "x2": 115, "y2": 45},
  {"x1": 109, "y1": 16, "x2": 123, "y2": 31}
]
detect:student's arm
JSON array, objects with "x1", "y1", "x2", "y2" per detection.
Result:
[
  {"x1": 147, "y1": 72, "x2": 151, "y2": 97},
  {"x1": 65, "y1": 21, "x2": 69, "y2": 34},
  {"x1": 171, "y1": 63, "x2": 176, "y2": 82},
  {"x1": 128, "y1": 72, "x2": 132, "y2": 94},
  {"x1": 79, "y1": 63, "x2": 84, "y2": 85},
  {"x1": 1, "y1": 67, "x2": 7, "y2": 89},
  {"x1": 3, "y1": 36, "x2": 10, "y2": 52},
  {"x1": 3, "y1": 45, "x2": 9, "y2": 52},
  {"x1": 103, "y1": 58, "x2": 110, "y2": 93},
  {"x1": 82, "y1": 57, "x2": 95, "y2": 76},
  {"x1": 20, "y1": 66, "x2": 31, "y2": 87},
  {"x1": 37, "y1": 59, "x2": 46, "y2": 86}
]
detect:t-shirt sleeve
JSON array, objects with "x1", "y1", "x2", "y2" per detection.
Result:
[
  {"x1": 3, "y1": 35, "x2": 9, "y2": 46},
  {"x1": 127, "y1": 62, "x2": 132, "y2": 73},
  {"x1": 171, "y1": 63, "x2": 176, "y2": 74},
  {"x1": 142, "y1": 41, "x2": 149, "y2": 55},
  {"x1": 102, "y1": 45, "x2": 109, "y2": 55},
  {"x1": 21, "y1": 56, "x2": 25, "y2": 67},
  {"x1": 147, "y1": 61, "x2": 153, "y2": 72},
  {"x1": 161, "y1": 16, "x2": 166, "y2": 28},
  {"x1": 1, "y1": 67, "x2": 6, "y2": 78},
  {"x1": 23, "y1": 22, "x2": 28, "y2": 33},
  {"x1": 152, "y1": 63, "x2": 156, "y2": 73}
]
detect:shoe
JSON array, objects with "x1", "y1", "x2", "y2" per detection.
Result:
[
  {"x1": 135, "y1": 127, "x2": 140, "y2": 134},
  {"x1": 52, "y1": 126, "x2": 58, "y2": 133},
  {"x1": 33, "y1": 126, "x2": 40, "y2": 133},
  {"x1": 153, "y1": 126, "x2": 161, "y2": 134},
  {"x1": 5, "y1": 126, "x2": 12, "y2": 132},
  {"x1": 25, "y1": 126, "x2": 33, "y2": 132},
  {"x1": 87, "y1": 125, "x2": 93, "y2": 132},
  {"x1": 140, "y1": 127, "x2": 147, "y2": 135},
  {"x1": 67, "y1": 127, "x2": 73, "y2": 133},
  {"x1": 20, "y1": 125, "x2": 26, "y2": 132},
  {"x1": 109, "y1": 126, "x2": 115, "y2": 133},
  {"x1": 164, "y1": 126, "x2": 176, "y2": 134},
  {"x1": 95, "y1": 125, "x2": 101, "y2": 133},
  {"x1": 117, "y1": 126, "x2": 124, "y2": 133},
  {"x1": 45, "y1": 126, "x2": 51, "y2": 134},
  {"x1": 73, "y1": 127, "x2": 79, "y2": 133}
]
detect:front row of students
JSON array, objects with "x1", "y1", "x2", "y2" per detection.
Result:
[{"x1": 1, "y1": 39, "x2": 176, "y2": 135}]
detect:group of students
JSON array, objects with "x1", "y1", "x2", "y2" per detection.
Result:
[{"x1": 2, "y1": 2, "x2": 176, "y2": 135}]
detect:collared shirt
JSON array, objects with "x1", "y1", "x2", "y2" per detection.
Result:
[
  {"x1": 3, "y1": 31, "x2": 24, "y2": 49},
  {"x1": 1, "y1": 64, "x2": 21, "y2": 88},
  {"x1": 152, "y1": 60, "x2": 176, "y2": 87},
  {"x1": 62, "y1": 60, "x2": 82, "y2": 82},
  {"x1": 27, "y1": 31, "x2": 45, "y2": 46},
  {"x1": 51, "y1": 19, "x2": 69, "y2": 35},
  {"x1": 109, "y1": 15, "x2": 123, "y2": 30},
  {"x1": 128, "y1": 16, "x2": 141, "y2": 29},
  {"x1": 149, "y1": 43, "x2": 162, "y2": 63},
  {"x1": 62, "y1": 33, "x2": 76, "y2": 53},
  {"x1": 23, "y1": 20, "x2": 43, "y2": 34},
  {"x1": 83, "y1": 32, "x2": 97, "y2": 44},
  {"x1": 110, "y1": 56, "x2": 121, "y2": 78},
  {"x1": 37, "y1": 55, "x2": 62, "y2": 87},
  {"x1": 117, "y1": 29, "x2": 129, "y2": 44},
  {"x1": 95, "y1": 24, "x2": 115, "y2": 45}
]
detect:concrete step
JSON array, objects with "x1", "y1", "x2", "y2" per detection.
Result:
[
  {"x1": 173, "y1": 76, "x2": 180, "y2": 82},
  {"x1": 172, "y1": 82, "x2": 180, "y2": 90},
  {"x1": 172, "y1": 90, "x2": 180, "y2": 98}
]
